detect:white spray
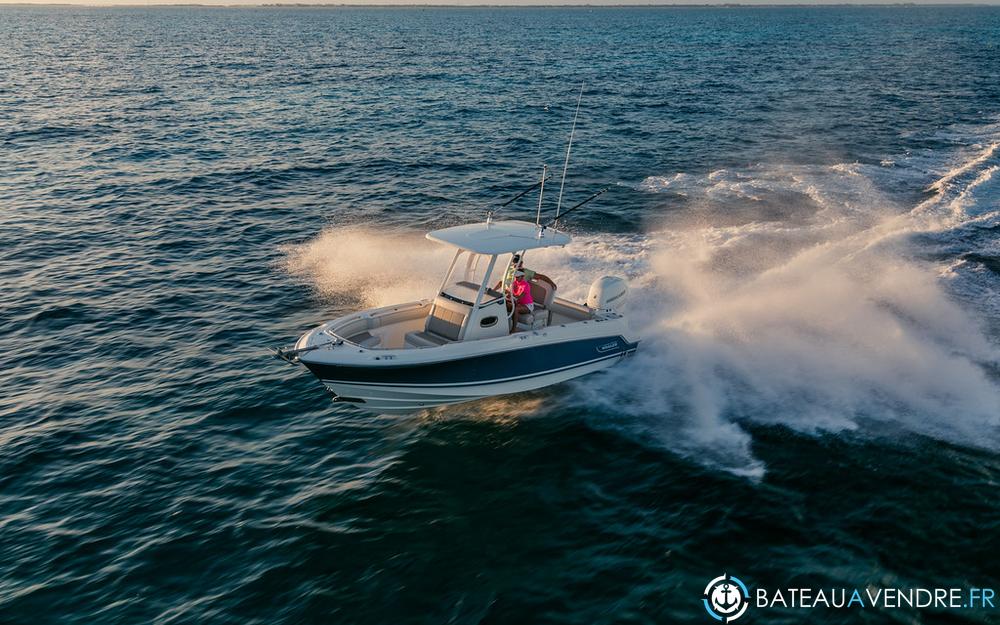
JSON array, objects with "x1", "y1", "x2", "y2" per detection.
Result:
[{"x1": 284, "y1": 137, "x2": 1000, "y2": 476}]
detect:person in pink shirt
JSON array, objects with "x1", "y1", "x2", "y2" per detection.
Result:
[{"x1": 510, "y1": 269, "x2": 534, "y2": 328}]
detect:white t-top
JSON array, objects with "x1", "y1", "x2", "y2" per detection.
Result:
[{"x1": 426, "y1": 220, "x2": 572, "y2": 255}]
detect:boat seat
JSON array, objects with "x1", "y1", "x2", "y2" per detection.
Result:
[
  {"x1": 527, "y1": 277, "x2": 557, "y2": 326},
  {"x1": 425, "y1": 304, "x2": 465, "y2": 340},
  {"x1": 405, "y1": 330, "x2": 450, "y2": 348},
  {"x1": 515, "y1": 314, "x2": 547, "y2": 332},
  {"x1": 348, "y1": 331, "x2": 382, "y2": 349},
  {"x1": 405, "y1": 303, "x2": 465, "y2": 348}
]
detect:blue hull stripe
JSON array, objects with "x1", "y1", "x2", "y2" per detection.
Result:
[
  {"x1": 319, "y1": 350, "x2": 635, "y2": 388},
  {"x1": 303, "y1": 335, "x2": 639, "y2": 386}
]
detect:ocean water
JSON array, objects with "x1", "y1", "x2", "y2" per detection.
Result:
[{"x1": 1, "y1": 5, "x2": 999, "y2": 624}]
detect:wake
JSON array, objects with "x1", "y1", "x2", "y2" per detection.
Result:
[{"x1": 284, "y1": 129, "x2": 1000, "y2": 477}]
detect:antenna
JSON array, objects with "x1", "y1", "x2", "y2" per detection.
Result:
[
  {"x1": 555, "y1": 84, "x2": 584, "y2": 222},
  {"x1": 535, "y1": 164, "x2": 548, "y2": 226}
]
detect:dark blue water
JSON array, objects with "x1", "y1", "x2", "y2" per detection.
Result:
[{"x1": 2, "y1": 6, "x2": 999, "y2": 624}]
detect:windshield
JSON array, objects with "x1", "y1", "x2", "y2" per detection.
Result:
[{"x1": 440, "y1": 251, "x2": 508, "y2": 306}]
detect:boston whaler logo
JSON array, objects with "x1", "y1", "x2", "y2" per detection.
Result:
[
  {"x1": 596, "y1": 340, "x2": 619, "y2": 353},
  {"x1": 703, "y1": 574, "x2": 750, "y2": 623}
]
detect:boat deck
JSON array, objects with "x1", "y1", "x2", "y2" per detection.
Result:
[{"x1": 343, "y1": 297, "x2": 593, "y2": 350}]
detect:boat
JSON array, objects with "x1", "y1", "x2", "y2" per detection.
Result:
[
  {"x1": 274, "y1": 88, "x2": 639, "y2": 413},
  {"x1": 274, "y1": 217, "x2": 639, "y2": 413}
]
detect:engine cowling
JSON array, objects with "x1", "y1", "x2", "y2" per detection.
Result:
[{"x1": 586, "y1": 276, "x2": 629, "y2": 312}]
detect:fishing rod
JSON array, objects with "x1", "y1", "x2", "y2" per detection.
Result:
[
  {"x1": 555, "y1": 84, "x2": 584, "y2": 220},
  {"x1": 486, "y1": 173, "x2": 554, "y2": 223},
  {"x1": 543, "y1": 187, "x2": 609, "y2": 228},
  {"x1": 535, "y1": 165, "x2": 548, "y2": 226},
  {"x1": 499, "y1": 174, "x2": 553, "y2": 208}
]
